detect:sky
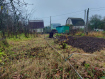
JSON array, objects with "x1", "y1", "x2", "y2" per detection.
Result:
[{"x1": 24, "y1": 0, "x2": 105, "y2": 26}]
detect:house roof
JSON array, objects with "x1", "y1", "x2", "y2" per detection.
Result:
[
  {"x1": 28, "y1": 20, "x2": 44, "y2": 29},
  {"x1": 67, "y1": 18, "x2": 85, "y2": 26}
]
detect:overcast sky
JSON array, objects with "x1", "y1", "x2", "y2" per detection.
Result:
[{"x1": 24, "y1": 0, "x2": 105, "y2": 26}]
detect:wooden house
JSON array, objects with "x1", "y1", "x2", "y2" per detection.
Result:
[
  {"x1": 66, "y1": 18, "x2": 85, "y2": 29},
  {"x1": 28, "y1": 20, "x2": 44, "y2": 32}
]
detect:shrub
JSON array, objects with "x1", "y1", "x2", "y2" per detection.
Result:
[
  {"x1": 61, "y1": 42, "x2": 67, "y2": 49},
  {"x1": 54, "y1": 33, "x2": 62, "y2": 37}
]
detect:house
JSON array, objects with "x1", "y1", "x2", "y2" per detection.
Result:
[
  {"x1": 66, "y1": 18, "x2": 85, "y2": 29},
  {"x1": 28, "y1": 20, "x2": 44, "y2": 32},
  {"x1": 51, "y1": 23, "x2": 61, "y2": 30},
  {"x1": 56, "y1": 26, "x2": 69, "y2": 33}
]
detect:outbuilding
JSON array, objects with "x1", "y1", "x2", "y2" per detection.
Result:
[
  {"x1": 28, "y1": 20, "x2": 44, "y2": 33},
  {"x1": 56, "y1": 26, "x2": 69, "y2": 33}
]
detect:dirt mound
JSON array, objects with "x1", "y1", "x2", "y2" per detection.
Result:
[{"x1": 59, "y1": 36, "x2": 105, "y2": 53}]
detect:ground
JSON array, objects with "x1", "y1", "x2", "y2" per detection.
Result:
[{"x1": 0, "y1": 34, "x2": 105, "y2": 79}]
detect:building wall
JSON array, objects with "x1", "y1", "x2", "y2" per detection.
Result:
[
  {"x1": 56, "y1": 26, "x2": 63, "y2": 33},
  {"x1": 66, "y1": 19, "x2": 72, "y2": 25},
  {"x1": 72, "y1": 26, "x2": 84, "y2": 29},
  {"x1": 66, "y1": 18, "x2": 84, "y2": 29},
  {"x1": 31, "y1": 28, "x2": 43, "y2": 33},
  {"x1": 56, "y1": 26, "x2": 69, "y2": 33},
  {"x1": 63, "y1": 26, "x2": 69, "y2": 33},
  {"x1": 36, "y1": 28, "x2": 43, "y2": 32}
]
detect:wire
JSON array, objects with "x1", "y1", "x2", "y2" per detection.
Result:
[
  {"x1": 42, "y1": 7, "x2": 105, "y2": 19},
  {"x1": 41, "y1": 10, "x2": 84, "y2": 19},
  {"x1": 90, "y1": 8, "x2": 105, "y2": 11},
  {"x1": 44, "y1": 37, "x2": 83, "y2": 79},
  {"x1": 90, "y1": 7, "x2": 105, "y2": 10},
  {"x1": 51, "y1": 10, "x2": 84, "y2": 17}
]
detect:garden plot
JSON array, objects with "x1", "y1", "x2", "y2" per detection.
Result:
[{"x1": 58, "y1": 36, "x2": 105, "y2": 53}]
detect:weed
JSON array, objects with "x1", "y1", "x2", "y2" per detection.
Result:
[
  {"x1": 81, "y1": 33, "x2": 85, "y2": 36},
  {"x1": 85, "y1": 63, "x2": 90, "y2": 69},
  {"x1": 54, "y1": 33, "x2": 62, "y2": 37},
  {"x1": 62, "y1": 43, "x2": 67, "y2": 49}
]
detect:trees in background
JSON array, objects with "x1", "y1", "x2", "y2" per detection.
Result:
[
  {"x1": 0, "y1": 0, "x2": 33, "y2": 39},
  {"x1": 89, "y1": 14, "x2": 105, "y2": 31}
]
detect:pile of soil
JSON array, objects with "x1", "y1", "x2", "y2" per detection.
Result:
[{"x1": 58, "y1": 36, "x2": 105, "y2": 53}]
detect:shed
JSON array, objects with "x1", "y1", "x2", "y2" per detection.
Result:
[
  {"x1": 28, "y1": 20, "x2": 44, "y2": 32},
  {"x1": 56, "y1": 26, "x2": 69, "y2": 33}
]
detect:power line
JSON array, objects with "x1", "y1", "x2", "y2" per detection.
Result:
[
  {"x1": 41, "y1": 10, "x2": 84, "y2": 19},
  {"x1": 51, "y1": 10, "x2": 84, "y2": 17},
  {"x1": 90, "y1": 8, "x2": 105, "y2": 11},
  {"x1": 90, "y1": 7, "x2": 105, "y2": 10}
]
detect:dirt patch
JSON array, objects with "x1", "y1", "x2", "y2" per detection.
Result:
[{"x1": 58, "y1": 36, "x2": 105, "y2": 53}]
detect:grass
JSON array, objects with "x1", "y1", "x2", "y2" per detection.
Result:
[
  {"x1": 0, "y1": 34, "x2": 105, "y2": 79},
  {"x1": 7, "y1": 34, "x2": 35, "y2": 42},
  {"x1": 47, "y1": 35, "x2": 105, "y2": 78},
  {"x1": 75, "y1": 31, "x2": 105, "y2": 38},
  {"x1": 87, "y1": 31, "x2": 105, "y2": 38}
]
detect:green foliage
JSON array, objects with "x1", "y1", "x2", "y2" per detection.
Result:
[
  {"x1": 75, "y1": 32, "x2": 85, "y2": 36},
  {"x1": 62, "y1": 42, "x2": 67, "y2": 49},
  {"x1": 0, "y1": 52, "x2": 6, "y2": 65},
  {"x1": 103, "y1": 31, "x2": 105, "y2": 34},
  {"x1": 46, "y1": 35, "x2": 49, "y2": 38},
  {"x1": 85, "y1": 63, "x2": 90, "y2": 69},
  {"x1": 89, "y1": 14, "x2": 104, "y2": 30},
  {"x1": 65, "y1": 24, "x2": 73, "y2": 26},
  {"x1": 54, "y1": 33, "x2": 62, "y2": 37},
  {"x1": 7, "y1": 34, "x2": 34, "y2": 41},
  {"x1": 100, "y1": 76, "x2": 105, "y2": 79},
  {"x1": 81, "y1": 33, "x2": 85, "y2": 36}
]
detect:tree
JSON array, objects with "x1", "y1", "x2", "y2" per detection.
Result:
[
  {"x1": 0, "y1": 0, "x2": 33, "y2": 38},
  {"x1": 102, "y1": 17, "x2": 105, "y2": 31},
  {"x1": 89, "y1": 14, "x2": 104, "y2": 30}
]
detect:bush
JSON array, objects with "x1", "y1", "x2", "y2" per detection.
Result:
[{"x1": 54, "y1": 33, "x2": 62, "y2": 37}]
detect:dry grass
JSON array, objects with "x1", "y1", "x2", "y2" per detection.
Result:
[
  {"x1": 75, "y1": 31, "x2": 105, "y2": 38},
  {"x1": 0, "y1": 35, "x2": 75, "y2": 79},
  {"x1": 47, "y1": 36, "x2": 105, "y2": 78},
  {"x1": 0, "y1": 34, "x2": 105, "y2": 79},
  {"x1": 87, "y1": 31, "x2": 104, "y2": 38}
]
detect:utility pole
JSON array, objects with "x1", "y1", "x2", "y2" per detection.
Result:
[
  {"x1": 84, "y1": 10, "x2": 86, "y2": 33},
  {"x1": 86, "y1": 8, "x2": 89, "y2": 35},
  {"x1": 50, "y1": 16, "x2": 51, "y2": 27}
]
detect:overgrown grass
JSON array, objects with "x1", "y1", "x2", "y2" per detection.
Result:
[
  {"x1": 75, "y1": 31, "x2": 105, "y2": 38},
  {"x1": 75, "y1": 32, "x2": 85, "y2": 36},
  {"x1": 0, "y1": 34, "x2": 105, "y2": 79},
  {"x1": 54, "y1": 33, "x2": 62, "y2": 37},
  {"x1": 87, "y1": 32, "x2": 105, "y2": 38},
  {"x1": 7, "y1": 34, "x2": 35, "y2": 42}
]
